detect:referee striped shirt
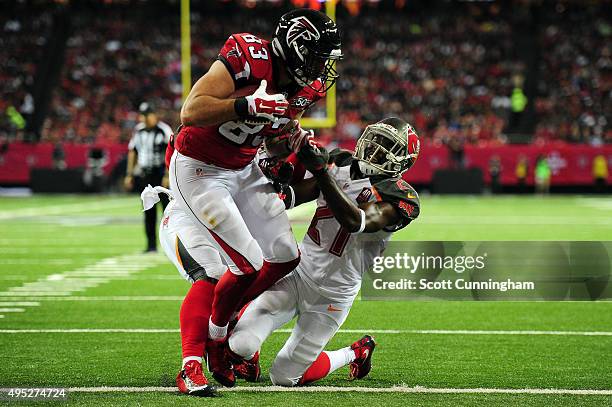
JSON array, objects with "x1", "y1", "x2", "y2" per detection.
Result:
[{"x1": 128, "y1": 121, "x2": 173, "y2": 169}]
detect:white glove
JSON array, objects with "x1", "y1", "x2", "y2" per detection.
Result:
[
  {"x1": 287, "y1": 121, "x2": 315, "y2": 152},
  {"x1": 141, "y1": 185, "x2": 173, "y2": 211},
  {"x1": 245, "y1": 80, "x2": 289, "y2": 122}
]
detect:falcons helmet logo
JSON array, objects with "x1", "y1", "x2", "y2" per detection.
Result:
[{"x1": 286, "y1": 16, "x2": 320, "y2": 46}]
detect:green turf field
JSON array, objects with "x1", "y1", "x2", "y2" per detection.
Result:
[{"x1": 0, "y1": 194, "x2": 611, "y2": 406}]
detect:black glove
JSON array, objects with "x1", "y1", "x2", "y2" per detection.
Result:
[
  {"x1": 259, "y1": 157, "x2": 294, "y2": 193},
  {"x1": 329, "y1": 148, "x2": 353, "y2": 167},
  {"x1": 297, "y1": 142, "x2": 329, "y2": 175}
]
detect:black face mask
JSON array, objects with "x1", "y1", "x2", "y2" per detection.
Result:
[{"x1": 301, "y1": 52, "x2": 340, "y2": 94}]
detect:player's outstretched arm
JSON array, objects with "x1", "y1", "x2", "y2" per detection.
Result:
[
  {"x1": 314, "y1": 171, "x2": 400, "y2": 233},
  {"x1": 297, "y1": 143, "x2": 401, "y2": 233}
]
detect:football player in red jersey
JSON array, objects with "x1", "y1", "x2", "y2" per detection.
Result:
[{"x1": 168, "y1": 8, "x2": 342, "y2": 387}]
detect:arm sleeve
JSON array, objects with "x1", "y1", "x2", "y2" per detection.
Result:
[{"x1": 371, "y1": 177, "x2": 420, "y2": 231}]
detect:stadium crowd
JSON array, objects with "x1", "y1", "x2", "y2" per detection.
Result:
[
  {"x1": 0, "y1": 4, "x2": 51, "y2": 143},
  {"x1": 534, "y1": 5, "x2": 611, "y2": 146},
  {"x1": 2, "y1": 1, "x2": 610, "y2": 146}
]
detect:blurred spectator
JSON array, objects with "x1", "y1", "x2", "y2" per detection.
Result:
[
  {"x1": 592, "y1": 154, "x2": 608, "y2": 193},
  {"x1": 489, "y1": 155, "x2": 502, "y2": 193},
  {"x1": 52, "y1": 143, "x2": 66, "y2": 170},
  {"x1": 515, "y1": 154, "x2": 528, "y2": 193},
  {"x1": 535, "y1": 155, "x2": 551, "y2": 194},
  {"x1": 448, "y1": 133, "x2": 465, "y2": 169}
]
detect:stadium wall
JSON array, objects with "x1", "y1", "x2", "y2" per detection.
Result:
[{"x1": 0, "y1": 143, "x2": 610, "y2": 188}]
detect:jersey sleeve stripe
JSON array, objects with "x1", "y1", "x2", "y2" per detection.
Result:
[
  {"x1": 217, "y1": 55, "x2": 237, "y2": 84},
  {"x1": 371, "y1": 186, "x2": 383, "y2": 202}
]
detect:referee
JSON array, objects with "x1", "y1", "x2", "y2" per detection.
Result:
[{"x1": 124, "y1": 102, "x2": 173, "y2": 252}]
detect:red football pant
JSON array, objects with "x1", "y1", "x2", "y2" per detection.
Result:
[
  {"x1": 210, "y1": 271, "x2": 256, "y2": 329},
  {"x1": 180, "y1": 279, "x2": 215, "y2": 359},
  {"x1": 238, "y1": 258, "x2": 300, "y2": 309}
]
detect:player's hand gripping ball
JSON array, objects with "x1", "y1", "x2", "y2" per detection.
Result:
[{"x1": 264, "y1": 120, "x2": 313, "y2": 158}]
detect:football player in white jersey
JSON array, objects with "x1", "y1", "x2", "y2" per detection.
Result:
[{"x1": 228, "y1": 117, "x2": 421, "y2": 386}]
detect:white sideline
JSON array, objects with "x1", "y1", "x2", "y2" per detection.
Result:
[
  {"x1": 1, "y1": 328, "x2": 611, "y2": 336},
  {"x1": 63, "y1": 385, "x2": 612, "y2": 395}
]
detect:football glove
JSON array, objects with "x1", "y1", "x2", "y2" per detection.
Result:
[
  {"x1": 236, "y1": 80, "x2": 289, "y2": 122},
  {"x1": 297, "y1": 140, "x2": 329, "y2": 175},
  {"x1": 258, "y1": 157, "x2": 294, "y2": 194},
  {"x1": 287, "y1": 122, "x2": 315, "y2": 153}
]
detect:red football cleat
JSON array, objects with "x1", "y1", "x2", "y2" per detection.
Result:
[
  {"x1": 176, "y1": 359, "x2": 217, "y2": 397},
  {"x1": 206, "y1": 339, "x2": 236, "y2": 387},
  {"x1": 232, "y1": 351, "x2": 261, "y2": 382},
  {"x1": 349, "y1": 335, "x2": 376, "y2": 380}
]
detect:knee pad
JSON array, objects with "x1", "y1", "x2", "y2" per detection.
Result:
[
  {"x1": 192, "y1": 189, "x2": 231, "y2": 230},
  {"x1": 267, "y1": 231, "x2": 300, "y2": 263},
  {"x1": 228, "y1": 331, "x2": 260, "y2": 360}
]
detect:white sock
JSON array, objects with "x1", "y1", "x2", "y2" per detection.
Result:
[
  {"x1": 182, "y1": 356, "x2": 202, "y2": 368},
  {"x1": 324, "y1": 347, "x2": 356, "y2": 374},
  {"x1": 208, "y1": 317, "x2": 228, "y2": 340}
]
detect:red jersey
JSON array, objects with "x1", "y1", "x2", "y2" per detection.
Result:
[{"x1": 175, "y1": 33, "x2": 325, "y2": 169}]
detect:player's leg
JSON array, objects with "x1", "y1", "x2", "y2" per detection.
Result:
[
  {"x1": 301, "y1": 334, "x2": 377, "y2": 384},
  {"x1": 227, "y1": 273, "x2": 299, "y2": 381},
  {"x1": 170, "y1": 152, "x2": 266, "y2": 386},
  {"x1": 159, "y1": 204, "x2": 224, "y2": 396},
  {"x1": 267, "y1": 275, "x2": 351, "y2": 386},
  {"x1": 234, "y1": 161, "x2": 301, "y2": 305}
]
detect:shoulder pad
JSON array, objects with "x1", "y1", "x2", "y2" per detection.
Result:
[
  {"x1": 218, "y1": 33, "x2": 272, "y2": 85},
  {"x1": 372, "y1": 177, "x2": 420, "y2": 230}
]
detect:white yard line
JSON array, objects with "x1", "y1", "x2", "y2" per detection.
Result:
[
  {"x1": 0, "y1": 248, "x2": 135, "y2": 254},
  {"x1": 0, "y1": 199, "x2": 133, "y2": 220},
  {"x1": 0, "y1": 308, "x2": 25, "y2": 313},
  {"x1": 0, "y1": 254, "x2": 167, "y2": 317},
  {"x1": 1, "y1": 328, "x2": 611, "y2": 336},
  {"x1": 60, "y1": 385, "x2": 612, "y2": 395},
  {"x1": 0, "y1": 259, "x2": 77, "y2": 265},
  {"x1": 0, "y1": 302, "x2": 40, "y2": 306}
]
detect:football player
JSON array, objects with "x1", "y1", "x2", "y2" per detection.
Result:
[
  {"x1": 150, "y1": 117, "x2": 419, "y2": 393},
  {"x1": 229, "y1": 118, "x2": 420, "y2": 386},
  {"x1": 228, "y1": 117, "x2": 421, "y2": 386},
  {"x1": 169, "y1": 8, "x2": 342, "y2": 387}
]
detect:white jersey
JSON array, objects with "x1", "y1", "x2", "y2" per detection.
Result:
[{"x1": 296, "y1": 164, "x2": 419, "y2": 303}]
